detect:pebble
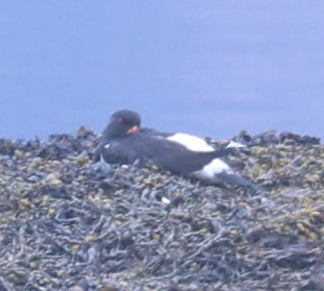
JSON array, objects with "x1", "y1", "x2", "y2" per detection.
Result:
[{"x1": 44, "y1": 173, "x2": 63, "y2": 185}]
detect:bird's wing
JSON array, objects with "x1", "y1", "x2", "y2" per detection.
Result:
[
  {"x1": 152, "y1": 146, "x2": 233, "y2": 175},
  {"x1": 140, "y1": 127, "x2": 173, "y2": 138},
  {"x1": 101, "y1": 133, "x2": 233, "y2": 174}
]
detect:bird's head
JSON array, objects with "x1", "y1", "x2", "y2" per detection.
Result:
[{"x1": 106, "y1": 109, "x2": 141, "y2": 138}]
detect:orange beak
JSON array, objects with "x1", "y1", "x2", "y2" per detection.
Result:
[{"x1": 126, "y1": 125, "x2": 140, "y2": 134}]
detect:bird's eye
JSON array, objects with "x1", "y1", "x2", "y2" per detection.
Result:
[{"x1": 117, "y1": 117, "x2": 127, "y2": 124}]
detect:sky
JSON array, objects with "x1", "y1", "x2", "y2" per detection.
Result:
[{"x1": 1, "y1": 1, "x2": 324, "y2": 141}]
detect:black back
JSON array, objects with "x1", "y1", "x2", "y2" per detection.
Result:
[{"x1": 102, "y1": 132, "x2": 232, "y2": 174}]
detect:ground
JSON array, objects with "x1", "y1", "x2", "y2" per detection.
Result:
[{"x1": 0, "y1": 128, "x2": 323, "y2": 291}]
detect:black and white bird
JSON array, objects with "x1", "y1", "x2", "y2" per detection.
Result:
[{"x1": 94, "y1": 109, "x2": 255, "y2": 188}]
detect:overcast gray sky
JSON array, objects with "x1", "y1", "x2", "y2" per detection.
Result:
[{"x1": 1, "y1": 1, "x2": 323, "y2": 141}]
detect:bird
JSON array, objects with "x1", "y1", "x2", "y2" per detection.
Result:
[
  {"x1": 97, "y1": 110, "x2": 233, "y2": 171},
  {"x1": 94, "y1": 109, "x2": 256, "y2": 188},
  {"x1": 94, "y1": 109, "x2": 244, "y2": 160}
]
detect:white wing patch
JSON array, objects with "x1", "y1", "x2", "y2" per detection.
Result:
[
  {"x1": 167, "y1": 133, "x2": 235, "y2": 179},
  {"x1": 167, "y1": 133, "x2": 214, "y2": 152},
  {"x1": 193, "y1": 158, "x2": 233, "y2": 180}
]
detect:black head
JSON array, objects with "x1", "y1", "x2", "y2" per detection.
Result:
[
  {"x1": 111, "y1": 109, "x2": 141, "y2": 126},
  {"x1": 105, "y1": 109, "x2": 141, "y2": 138}
]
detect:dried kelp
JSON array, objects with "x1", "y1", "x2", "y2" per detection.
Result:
[{"x1": 0, "y1": 128, "x2": 324, "y2": 291}]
